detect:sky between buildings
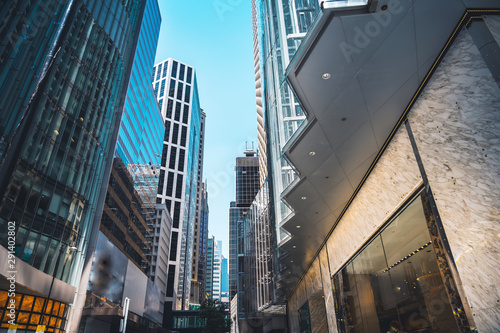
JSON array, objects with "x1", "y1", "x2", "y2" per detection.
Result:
[{"x1": 155, "y1": 1, "x2": 257, "y2": 257}]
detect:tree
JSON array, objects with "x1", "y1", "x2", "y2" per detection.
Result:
[{"x1": 198, "y1": 298, "x2": 231, "y2": 333}]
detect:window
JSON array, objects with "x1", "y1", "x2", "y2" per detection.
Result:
[
  {"x1": 177, "y1": 82, "x2": 183, "y2": 100},
  {"x1": 166, "y1": 172, "x2": 174, "y2": 196},
  {"x1": 182, "y1": 105, "x2": 189, "y2": 124},
  {"x1": 169, "y1": 79, "x2": 175, "y2": 97},
  {"x1": 175, "y1": 102, "x2": 181, "y2": 121},
  {"x1": 173, "y1": 202, "x2": 181, "y2": 228},
  {"x1": 175, "y1": 175, "x2": 183, "y2": 199},
  {"x1": 179, "y1": 64, "x2": 185, "y2": 81},
  {"x1": 164, "y1": 121, "x2": 171, "y2": 143},
  {"x1": 156, "y1": 63, "x2": 162, "y2": 81},
  {"x1": 172, "y1": 61, "x2": 178, "y2": 78},
  {"x1": 184, "y1": 85, "x2": 191, "y2": 104},
  {"x1": 166, "y1": 99, "x2": 174, "y2": 118},
  {"x1": 159, "y1": 79, "x2": 166, "y2": 97},
  {"x1": 169, "y1": 147, "x2": 177, "y2": 170},
  {"x1": 180, "y1": 126, "x2": 187, "y2": 147},
  {"x1": 332, "y1": 192, "x2": 462, "y2": 332},
  {"x1": 163, "y1": 61, "x2": 169, "y2": 77},
  {"x1": 172, "y1": 124, "x2": 179, "y2": 145},
  {"x1": 178, "y1": 149, "x2": 185, "y2": 171},
  {"x1": 186, "y1": 67, "x2": 193, "y2": 84},
  {"x1": 166, "y1": 264, "x2": 176, "y2": 296}
]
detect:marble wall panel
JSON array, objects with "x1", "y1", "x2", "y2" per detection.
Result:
[
  {"x1": 326, "y1": 125, "x2": 422, "y2": 275},
  {"x1": 319, "y1": 246, "x2": 337, "y2": 333},
  {"x1": 309, "y1": 296, "x2": 329, "y2": 333},
  {"x1": 484, "y1": 15, "x2": 500, "y2": 45},
  {"x1": 408, "y1": 28, "x2": 500, "y2": 332},
  {"x1": 305, "y1": 259, "x2": 328, "y2": 333},
  {"x1": 304, "y1": 258, "x2": 323, "y2": 298},
  {"x1": 287, "y1": 298, "x2": 300, "y2": 333}
]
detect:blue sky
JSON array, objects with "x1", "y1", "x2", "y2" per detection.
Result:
[{"x1": 155, "y1": 2, "x2": 257, "y2": 257}]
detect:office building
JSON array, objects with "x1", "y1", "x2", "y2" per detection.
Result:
[
  {"x1": 194, "y1": 180, "x2": 209, "y2": 304},
  {"x1": 204, "y1": 238, "x2": 224, "y2": 302},
  {"x1": 212, "y1": 240, "x2": 223, "y2": 301},
  {"x1": 228, "y1": 150, "x2": 260, "y2": 321},
  {"x1": 0, "y1": 0, "x2": 146, "y2": 331},
  {"x1": 100, "y1": 158, "x2": 153, "y2": 272},
  {"x1": 252, "y1": 0, "x2": 267, "y2": 186},
  {"x1": 257, "y1": 0, "x2": 500, "y2": 332},
  {"x1": 205, "y1": 237, "x2": 215, "y2": 299},
  {"x1": 220, "y1": 257, "x2": 230, "y2": 309},
  {"x1": 190, "y1": 113, "x2": 207, "y2": 307},
  {"x1": 78, "y1": 157, "x2": 164, "y2": 332},
  {"x1": 127, "y1": 162, "x2": 172, "y2": 312},
  {"x1": 153, "y1": 58, "x2": 203, "y2": 310},
  {"x1": 116, "y1": 0, "x2": 163, "y2": 166}
]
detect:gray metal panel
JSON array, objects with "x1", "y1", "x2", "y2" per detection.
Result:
[
  {"x1": 284, "y1": 179, "x2": 322, "y2": 212},
  {"x1": 309, "y1": 155, "x2": 346, "y2": 195},
  {"x1": 357, "y1": 8, "x2": 418, "y2": 114},
  {"x1": 123, "y1": 260, "x2": 147, "y2": 316},
  {"x1": 335, "y1": 121, "x2": 379, "y2": 172},
  {"x1": 295, "y1": 18, "x2": 357, "y2": 115},
  {"x1": 316, "y1": 78, "x2": 371, "y2": 150},
  {"x1": 414, "y1": 0, "x2": 465, "y2": 80},
  {"x1": 370, "y1": 72, "x2": 419, "y2": 146},
  {"x1": 340, "y1": 0, "x2": 414, "y2": 72},
  {"x1": 321, "y1": 177, "x2": 354, "y2": 212}
]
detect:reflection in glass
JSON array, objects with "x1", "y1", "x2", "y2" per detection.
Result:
[
  {"x1": 299, "y1": 302, "x2": 312, "y2": 333},
  {"x1": 332, "y1": 193, "x2": 464, "y2": 332}
]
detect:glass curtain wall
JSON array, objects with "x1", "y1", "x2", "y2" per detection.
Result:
[
  {"x1": 332, "y1": 192, "x2": 466, "y2": 333},
  {"x1": 256, "y1": 0, "x2": 320, "y2": 245},
  {"x1": 0, "y1": 0, "x2": 144, "y2": 287}
]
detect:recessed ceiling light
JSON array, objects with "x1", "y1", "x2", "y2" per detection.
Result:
[
  {"x1": 301, "y1": 196, "x2": 307, "y2": 200},
  {"x1": 296, "y1": 225, "x2": 301, "y2": 228},
  {"x1": 309, "y1": 151, "x2": 316, "y2": 156},
  {"x1": 292, "y1": 245, "x2": 296, "y2": 248},
  {"x1": 290, "y1": 260, "x2": 294, "y2": 263},
  {"x1": 322, "y1": 72, "x2": 331, "y2": 80}
]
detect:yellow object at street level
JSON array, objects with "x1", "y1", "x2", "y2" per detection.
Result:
[{"x1": 36, "y1": 325, "x2": 46, "y2": 332}]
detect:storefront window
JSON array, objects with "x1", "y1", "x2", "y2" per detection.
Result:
[
  {"x1": 332, "y1": 192, "x2": 463, "y2": 332},
  {"x1": 298, "y1": 302, "x2": 312, "y2": 333}
]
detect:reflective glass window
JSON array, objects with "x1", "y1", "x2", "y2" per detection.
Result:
[{"x1": 332, "y1": 193, "x2": 462, "y2": 333}]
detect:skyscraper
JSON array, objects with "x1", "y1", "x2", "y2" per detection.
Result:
[
  {"x1": 79, "y1": 157, "x2": 164, "y2": 332},
  {"x1": 229, "y1": 150, "x2": 259, "y2": 319},
  {"x1": 116, "y1": 0, "x2": 163, "y2": 167},
  {"x1": 205, "y1": 236, "x2": 215, "y2": 299},
  {"x1": 0, "y1": 0, "x2": 146, "y2": 331},
  {"x1": 153, "y1": 58, "x2": 203, "y2": 310},
  {"x1": 190, "y1": 113, "x2": 207, "y2": 307},
  {"x1": 256, "y1": 0, "x2": 500, "y2": 332}
]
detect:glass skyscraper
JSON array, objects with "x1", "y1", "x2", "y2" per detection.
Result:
[
  {"x1": 255, "y1": 0, "x2": 320, "y2": 245},
  {"x1": 116, "y1": 0, "x2": 164, "y2": 166},
  {"x1": 0, "y1": 0, "x2": 146, "y2": 331},
  {"x1": 229, "y1": 150, "x2": 260, "y2": 319},
  {"x1": 153, "y1": 58, "x2": 203, "y2": 310}
]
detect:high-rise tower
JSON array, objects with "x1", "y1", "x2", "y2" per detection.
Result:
[
  {"x1": 229, "y1": 150, "x2": 259, "y2": 318},
  {"x1": 0, "y1": 0, "x2": 146, "y2": 331},
  {"x1": 152, "y1": 58, "x2": 203, "y2": 310},
  {"x1": 116, "y1": 0, "x2": 163, "y2": 167}
]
